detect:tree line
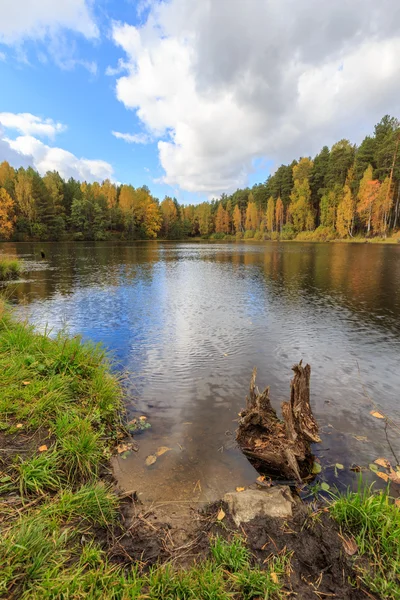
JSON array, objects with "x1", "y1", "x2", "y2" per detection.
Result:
[{"x1": 0, "y1": 115, "x2": 399, "y2": 242}]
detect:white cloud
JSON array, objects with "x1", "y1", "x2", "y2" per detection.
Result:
[
  {"x1": 0, "y1": 113, "x2": 114, "y2": 181},
  {"x1": 112, "y1": 130, "x2": 151, "y2": 144},
  {"x1": 110, "y1": 0, "x2": 400, "y2": 196},
  {"x1": 0, "y1": 112, "x2": 66, "y2": 139},
  {"x1": 0, "y1": 135, "x2": 113, "y2": 181},
  {"x1": 2, "y1": 135, "x2": 114, "y2": 182},
  {"x1": 0, "y1": 0, "x2": 98, "y2": 45},
  {"x1": 0, "y1": 51, "x2": 6, "y2": 61}
]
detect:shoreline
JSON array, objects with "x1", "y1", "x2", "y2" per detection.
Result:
[{"x1": 0, "y1": 303, "x2": 398, "y2": 598}]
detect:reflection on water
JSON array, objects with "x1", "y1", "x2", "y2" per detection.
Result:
[{"x1": 2, "y1": 241, "x2": 400, "y2": 501}]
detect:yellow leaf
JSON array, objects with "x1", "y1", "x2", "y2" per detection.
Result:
[
  {"x1": 388, "y1": 469, "x2": 400, "y2": 485},
  {"x1": 395, "y1": 499, "x2": 400, "y2": 508},
  {"x1": 270, "y1": 573, "x2": 279, "y2": 584},
  {"x1": 257, "y1": 475, "x2": 266, "y2": 482},
  {"x1": 117, "y1": 443, "x2": 130, "y2": 454},
  {"x1": 23, "y1": 381, "x2": 31, "y2": 386},
  {"x1": 353, "y1": 435, "x2": 368, "y2": 442},
  {"x1": 139, "y1": 416, "x2": 147, "y2": 421},
  {"x1": 16, "y1": 423, "x2": 23, "y2": 429},
  {"x1": 156, "y1": 446, "x2": 171, "y2": 457},
  {"x1": 375, "y1": 471, "x2": 389, "y2": 482},
  {"x1": 145, "y1": 455, "x2": 157, "y2": 466},
  {"x1": 236, "y1": 487, "x2": 245, "y2": 492},
  {"x1": 38, "y1": 445, "x2": 48, "y2": 452},
  {"x1": 370, "y1": 411, "x2": 385, "y2": 419},
  {"x1": 217, "y1": 508, "x2": 225, "y2": 521},
  {"x1": 374, "y1": 457, "x2": 390, "y2": 469}
]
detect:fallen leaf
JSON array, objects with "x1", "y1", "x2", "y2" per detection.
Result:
[
  {"x1": 374, "y1": 457, "x2": 390, "y2": 469},
  {"x1": 139, "y1": 415, "x2": 147, "y2": 421},
  {"x1": 312, "y1": 462, "x2": 322, "y2": 474},
  {"x1": 236, "y1": 487, "x2": 245, "y2": 492},
  {"x1": 335, "y1": 463, "x2": 344, "y2": 470},
  {"x1": 370, "y1": 410, "x2": 385, "y2": 419},
  {"x1": 38, "y1": 445, "x2": 48, "y2": 452},
  {"x1": 388, "y1": 469, "x2": 400, "y2": 485},
  {"x1": 369, "y1": 463, "x2": 379, "y2": 472},
  {"x1": 257, "y1": 475, "x2": 266, "y2": 483},
  {"x1": 145, "y1": 455, "x2": 157, "y2": 466},
  {"x1": 321, "y1": 482, "x2": 330, "y2": 491},
  {"x1": 353, "y1": 435, "x2": 368, "y2": 442},
  {"x1": 217, "y1": 508, "x2": 225, "y2": 521},
  {"x1": 395, "y1": 499, "x2": 400, "y2": 508},
  {"x1": 270, "y1": 573, "x2": 279, "y2": 584},
  {"x1": 156, "y1": 446, "x2": 171, "y2": 457},
  {"x1": 22, "y1": 381, "x2": 31, "y2": 386},
  {"x1": 117, "y1": 443, "x2": 130, "y2": 454},
  {"x1": 342, "y1": 536, "x2": 358, "y2": 556},
  {"x1": 16, "y1": 423, "x2": 23, "y2": 429},
  {"x1": 376, "y1": 471, "x2": 389, "y2": 482}
]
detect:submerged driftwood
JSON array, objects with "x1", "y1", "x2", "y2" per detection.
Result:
[{"x1": 236, "y1": 361, "x2": 321, "y2": 482}]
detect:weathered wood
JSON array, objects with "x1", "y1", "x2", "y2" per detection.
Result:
[{"x1": 236, "y1": 361, "x2": 320, "y2": 481}]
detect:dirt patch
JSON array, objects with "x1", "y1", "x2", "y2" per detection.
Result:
[{"x1": 105, "y1": 495, "x2": 375, "y2": 599}]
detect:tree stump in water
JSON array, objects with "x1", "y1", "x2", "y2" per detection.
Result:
[{"x1": 236, "y1": 361, "x2": 320, "y2": 482}]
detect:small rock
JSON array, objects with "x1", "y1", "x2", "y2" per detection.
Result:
[{"x1": 223, "y1": 486, "x2": 294, "y2": 526}]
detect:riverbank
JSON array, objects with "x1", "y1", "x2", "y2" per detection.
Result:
[{"x1": 0, "y1": 303, "x2": 398, "y2": 599}]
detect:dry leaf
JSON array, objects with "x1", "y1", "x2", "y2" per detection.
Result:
[
  {"x1": 139, "y1": 415, "x2": 147, "y2": 421},
  {"x1": 156, "y1": 446, "x2": 171, "y2": 457},
  {"x1": 374, "y1": 457, "x2": 390, "y2": 469},
  {"x1": 145, "y1": 455, "x2": 157, "y2": 466},
  {"x1": 117, "y1": 443, "x2": 130, "y2": 454},
  {"x1": 270, "y1": 573, "x2": 279, "y2": 584},
  {"x1": 370, "y1": 410, "x2": 385, "y2": 419},
  {"x1": 388, "y1": 469, "x2": 400, "y2": 484},
  {"x1": 257, "y1": 475, "x2": 266, "y2": 483},
  {"x1": 16, "y1": 423, "x2": 23, "y2": 429},
  {"x1": 217, "y1": 508, "x2": 225, "y2": 521},
  {"x1": 353, "y1": 435, "x2": 368, "y2": 442},
  {"x1": 395, "y1": 499, "x2": 400, "y2": 508},
  {"x1": 375, "y1": 471, "x2": 389, "y2": 482},
  {"x1": 342, "y1": 536, "x2": 358, "y2": 556},
  {"x1": 236, "y1": 487, "x2": 245, "y2": 492},
  {"x1": 22, "y1": 381, "x2": 31, "y2": 386},
  {"x1": 38, "y1": 445, "x2": 48, "y2": 452}
]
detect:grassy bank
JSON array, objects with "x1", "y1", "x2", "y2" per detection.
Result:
[
  {"x1": 330, "y1": 484, "x2": 400, "y2": 599},
  {"x1": 0, "y1": 258, "x2": 21, "y2": 281}
]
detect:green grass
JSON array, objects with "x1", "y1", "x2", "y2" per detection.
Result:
[
  {"x1": 0, "y1": 300, "x2": 122, "y2": 494},
  {"x1": 0, "y1": 258, "x2": 21, "y2": 281},
  {"x1": 330, "y1": 483, "x2": 400, "y2": 599}
]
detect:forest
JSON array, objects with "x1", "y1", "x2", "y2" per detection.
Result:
[{"x1": 0, "y1": 115, "x2": 399, "y2": 242}]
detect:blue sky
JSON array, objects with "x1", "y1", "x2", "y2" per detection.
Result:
[{"x1": 0, "y1": 0, "x2": 399, "y2": 204}]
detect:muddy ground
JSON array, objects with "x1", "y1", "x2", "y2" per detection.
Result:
[{"x1": 98, "y1": 487, "x2": 375, "y2": 600}]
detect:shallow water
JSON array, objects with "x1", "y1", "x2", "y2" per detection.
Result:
[{"x1": 2, "y1": 241, "x2": 400, "y2": 501}]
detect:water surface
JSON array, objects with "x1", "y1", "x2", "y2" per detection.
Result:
[{"x1": 2, "y1": 241, "x2": 400, "y2": 501}]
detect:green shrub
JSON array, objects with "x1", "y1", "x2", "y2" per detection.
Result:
[
  {"x1": 280, "y1": 224, "x2": 296, "y2": 240},
  {"x1": 0, "y1": 259, "x2": 21, "y2": 281}
]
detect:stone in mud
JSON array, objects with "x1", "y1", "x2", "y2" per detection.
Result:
[{"x1": 223, "y1": 487, "x2": 294, "y2": 526}]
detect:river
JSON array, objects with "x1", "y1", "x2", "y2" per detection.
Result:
[{"x1": 2, "y1": 240, "x2": 400, "y2": 502}]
